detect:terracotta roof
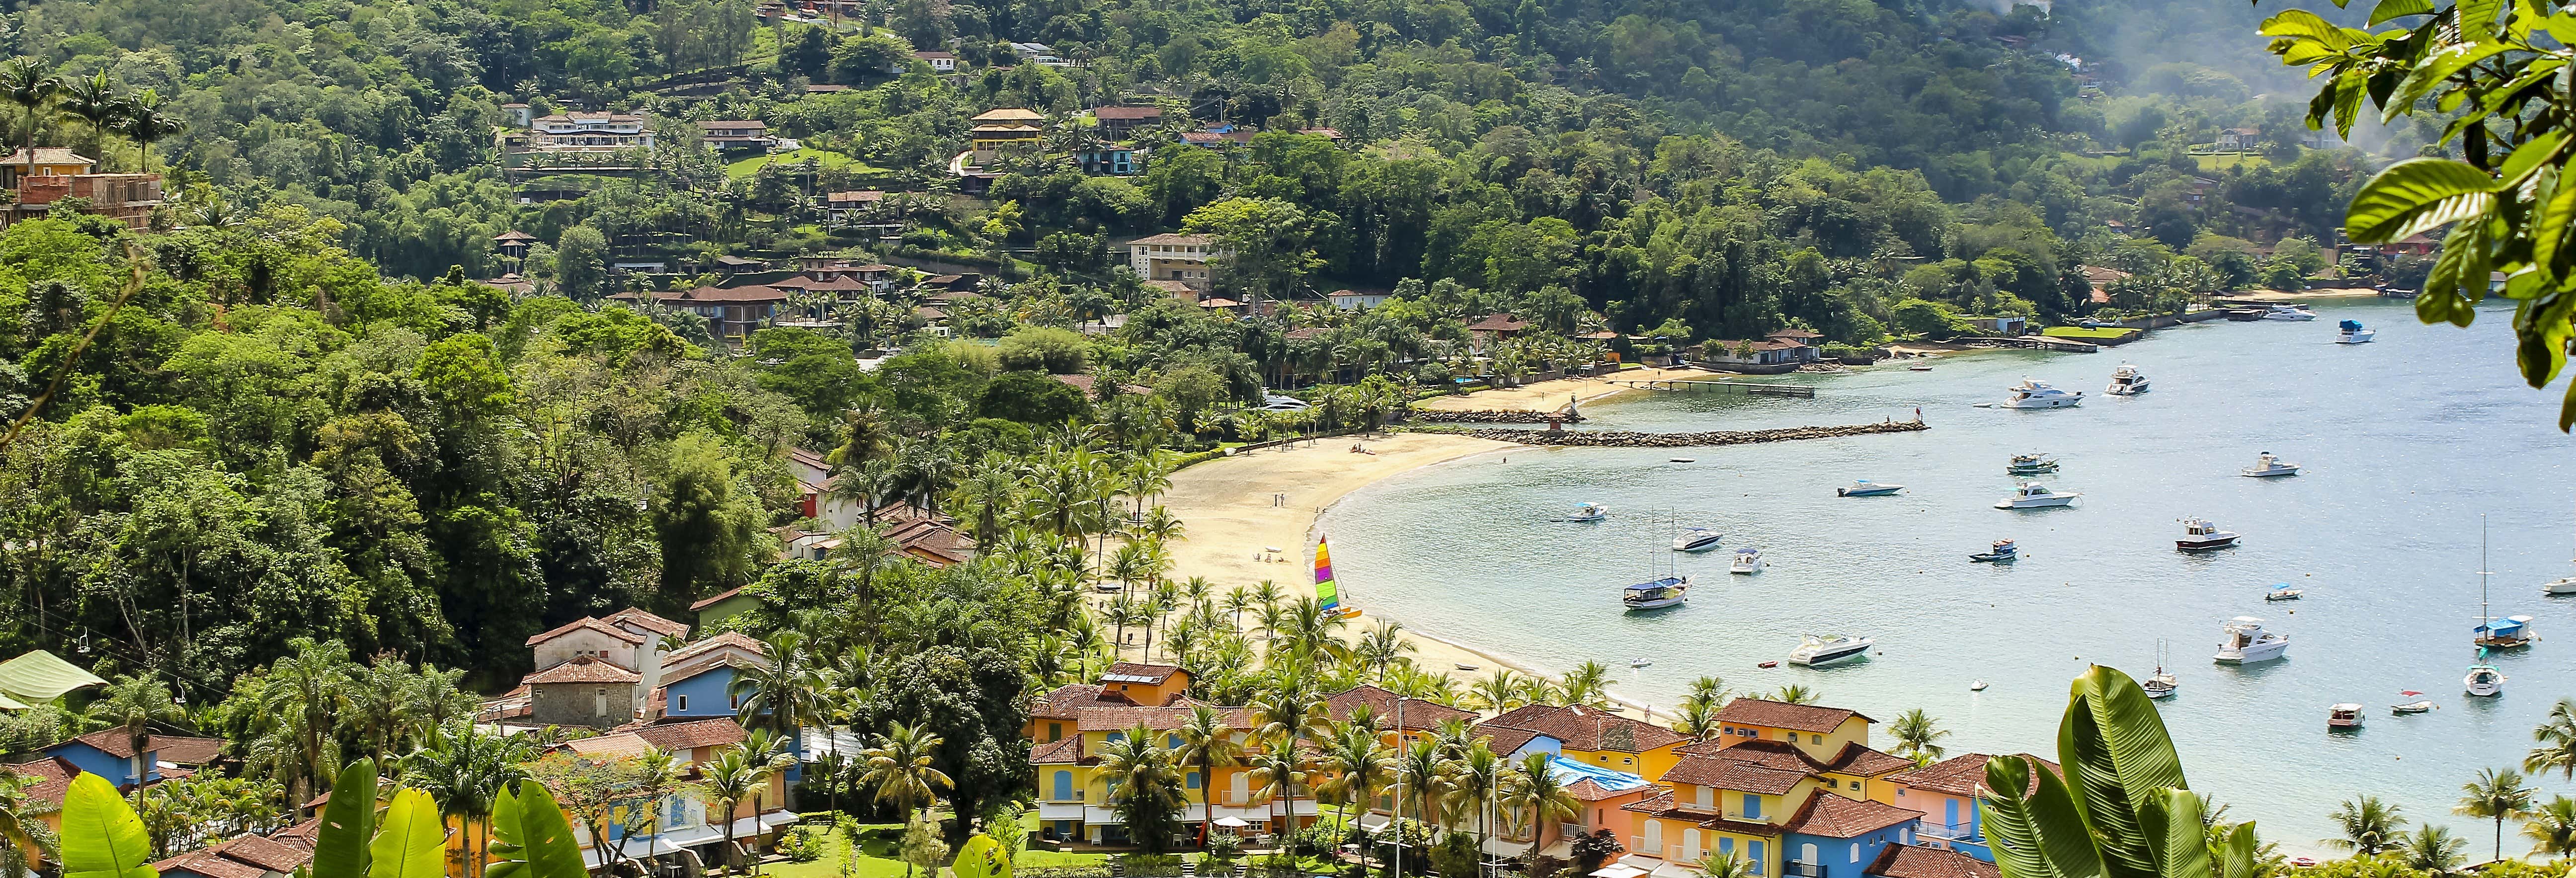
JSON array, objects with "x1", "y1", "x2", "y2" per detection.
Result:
[
  {"x1": 158, "y1": 834, "x2": 316, "y2": 878},
  {"x1": 1783, "y1": 793, "x2": 1924, "y2": 838},
  {"x1": 632, "y1": 718, "x2": 748, "y2": 752},
  {"x1": 1713, "y1": 698, "x2": 1872, "y2": 733},
  {"x1": 1674, "y1": 738, "x2": 1820, "y2": 771},
  {"x1": 492, "y1": 230, "x2": 539, "y2": 242},
  {"x1": 1868, "y1": 845, "x2": 2001, "y2": 878},
  {"x1": 1661, "y1": 755, "x2": 1809, "y2": 795},
  {"x1": 5, "y1": 757, "x2": 73, "y2": 810},
  {"x1": 660, "y1": 655, "x2": 757, "y2": 687},
  {"x1": 827, "y1": 190, "x2": 887, "y2": 203},
  {"x1": 1465, "y1": 313, "x2": 1530, "y2": 332},
  {"x1": 1479, "y1": 704, "x2": 1686, "y2": 753},
  {"x1": 1102, "y1": 662, "x2": 1186, "y2": 685},
  {"x1": 689, "y1": 585, "x2": 750, "y2": 612},
  {"x1": 154, "y1": 849, "x2": 267, "y2": 878},
  {"x1": 562, "y1": 732, "x2": 655, "y2": 759},
  {"x1": 0, "y1": 148, "x2": 92, "y2": 166},
  {"x1": 1622, "y1": 787, "x2": 1680, "y2": 815},
  {"x1": 217, "y1": 835, "x2": 314, "y2": 873},
  {"x1": 272, "y1": 817, "x2": 322, "y2": 846},
  {"x1": 1032, "y1": 736, "x2": 1087, "y2": 764},
  {"x1": 1075, "y1": 706, "x2": 1200, "y2": 731},
  {"x1": 1825, "y1": 742, "x2": 1917, "y2": 777},
  {"x1": 1889, "y1": 753, "x2": 2058, "y2": 798},
  {"x1": 1566, "y1": 778, "x2": 1648, "y2": 801},
  {"x1": 61, "y1": 730, "x2": 224, "y2": 762},
  {"x1": 1325, "y1": 685, "x2": 1476, "y2": 730},
  {"x1": 1130, "y1": 233, "x2": 1212, "y2": 246},
  {"x1": 604, "y1": 608, "x2": 689, "y2": 639},
  {"x1": 972, "y1": 108, "x2": 1047, "y2": 122},
  {"x1": 666, "y1": 632, "x2": 767, "y2": 666},
  {"x1": 1033, "y1": 683, "x2": 1135, "y2": 719},
  {"x1": 1094, "y1": 106, "x2": 1163, "y2": 120},
  {"x1": 1474, "y1": 725, "x2": 1546, "y2": 755},
  {"x1": 522, "y1": 655, "x2": 641, "y2": 685},
  {"x1": 526, "y1": 617, "x2": 645, "y2": 646}
]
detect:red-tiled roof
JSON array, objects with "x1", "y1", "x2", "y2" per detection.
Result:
[
  {"x1": 1713, "y1": 699, "x2": 1872, "y2": 733},
  {"x1": 154, "y1": 850, "x2": 267, "y2": 878},
  {"x1": 666, "y1": 632, "x2": 767, "y2": 666},
  {"x1": 1663, "y1": 756, "x2": 1808, "y2": 795},
  {"x1": 6, "y1": 757, "x2": 73, "y2": 810},
  {"x1": 1473, "y1": 725, "x2": 1546, "y2": 755},
  {"x1": 604, "y1": 608, "x2": 689, "y2": 639},
  {"x1": 526, "y1": 617, "x2": 645, "y2": 646},
  {"x1": 1032, "y1": 736, "x2": 1088, "y2": 764},
  {"x1": 1103, "y1": 662, "x2": 1187, "y2": 684},
  {"x1": 1094, "y1": 106, "x2": 1163, "y2": 120},
  {"x1": 1465, "y1": 313, "x2": 1529, "y2": 332},
  {"x1": 633, "y1": 718, "x2": 748, "y2": 752},
  {"x1": 1478, "y1": 705, "x2": 1686, "y2": 753},
  {"x1": 1674, "y1": 738, "x2": 1820, "y2": 771},
  {"x1": 522, "y1": 655, "x2": 642, "y2": 685},
  {"x1": 1131, "y1": 233, "x2": 1212, "y2": 245},
  {"x1": 689, "y1": 585, "x2": 749, "y2": 612},
  {"x1": 1033, "y1": 683, "x2": 1135, "y2": 719},
  {"x1": 61, "y1": 730, "x2": 226, "y2": 762},
  {"x1": 1324, "y1": 685, "x2": 1476, "y2": 730},
  {"x1": 1075, "y1": 706, "x2": 1199, "y2": 731},
  {"x1": 609, "y1": 285, "x2": 792, "y2": 304},
  {"x1": 1889, "y1": 753, "x2": 2058, "y2": 798},
  {"x1": 1566, "y1": 778, "x2": 1648, "y2": 801},
  {"x1": 1782, "y1": 792, "x2": 1924, "y2": 838},
  {"x1": 1867, "y1": 845, "x2": 2001, "y2": 878},
  {"x1": 1825, "y1": 743, "x2": 1917, "y2": 777}
]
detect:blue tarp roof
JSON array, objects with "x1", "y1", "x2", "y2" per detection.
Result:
[{"x1": 1546, "y1": 755, "x2": 1648, "y2": 792}]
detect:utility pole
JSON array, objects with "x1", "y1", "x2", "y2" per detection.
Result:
[{"x1": 1393, "y1": 695, "x2": 1404, "y2": 878}]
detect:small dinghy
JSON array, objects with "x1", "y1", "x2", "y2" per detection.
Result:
[
  {"x1": 2265, "y1": 585, "x2": 2303, "y2": 601},
  {"x1": 2391, "y1": 701, "x2": 2437, "y2": 715},
  {"x1": 1757, "y1": 660, "x2": 1780, "y2": 669},
  {"x1": 1969, "y1": 679, "x2": 1988, "y2": 691}
]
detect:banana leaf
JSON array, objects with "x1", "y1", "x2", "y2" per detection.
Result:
[
  {"x1": 2218, "y1": 822, "x2": 2258, "y2": 878},
  {"x1": 57, "y1": 774, "x2": 153, "y2": 878},
  {"x1": 2058, "y1": 666, "x2": 2187, "y2": 878},
  {"x1": 486, "y1": 781, "x2": 588, "y2": 878},
  {"x1": 313, "y1": 760, "x2": 382, "y2": 878},
  {"x1": 1981, "y1": 755, "x2": 2109, "y2": 878},
  {"x1": 2138, "y1": 788, "x2": 2212, "y2": 878},
  {"x1": 370, "y1": 789, "x2": 450, "y2": 878}
]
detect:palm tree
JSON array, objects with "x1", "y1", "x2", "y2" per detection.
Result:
[
  {"x1": 81, "y1": 675, "x2": 185, "y2": 810},
  {"x1": 0, "y1": 59, "x2": 59, "y2": 187},
  {"x1": 2400, "y1": 825, "x2": 2469, "y2": 876},
  {"x1": 1696, "y1": 852, "x2": 1756, "y2": 878},
  {"x1": 2456, "y1": 767, "x2": 2538, "y2": 861},
  {"x1": 1506, "y1": 751, "x2": 1581, "y2": 856},
  {"x1": 1251, "y1": 579, "x2": 1285, "y2": 612},
  {"x1": 1250, "y1": 683, "x2": 1329, "y2": 749},
  {"x1": 1317, "y1": 720, "x2": 1394, "y2": 842},
  {"x1": 113, "y1": 89, "x2": 180, "y2": 172},
  {"x1": 732, "y1": 630, "x2": 828, "y2": 742},
  {"x1": 1272, "y1": 596, "x2": 1352, "y2": 670},
  {"x1": 252, "y1": 638, "x2": 354, "y2": 809},
  {"x1": 1558, "y1": 661, "x2": 1611, "y2": 708},
  {"x1": 1095, "y1": 724, "x2": 1189, "y2": 854},
  {"x1": 0, "y1": 766, "x2": 51, "y2": 878},
  {"x1": 830, "y1": 458, "x2": 905, "y2": 525},
  {"x1": 1887, "y1": 709, "x2": 1950, "y2": 763},
  {"x1": 1394, "y1": 738, "x2": 1446, "y2": 828},
  {"x1": 402, "y1": 724, "x2": 530, "y2": 878},
  {"x1": 1354, "y1": 623, "x2": 1415, "y2": 682},
  {"x1": 1468, "y1": 670, "x2": 1527, "y2": 713},
  {"x1": 1244, "y1": 736, "x2": 1307, "y2": 834},
  {"x1": 2522, "y1": 795, "x2": 2576, "y2": 858},
  {"x1": 1673, "y1": 698, "x2": 1721, "y2": 741},
  {"x1": 2525, "y1": 698, "x2": 2576, "y2": 781},
  {"x1": 1771, "y1": 684, "x2": 1821, "y2": 705},
  {"x1": 1440, "y1": 742, "x2": 1507, "y2": 858},
  {"x1": 699, "y1": 739, "x2": 796, "y2": 873},
  {"x1": 1223, "y1": 586, "x2": 1255, "y2": 630},
  {"x1": 54, "y1": 72, "x2": 118, "y2": 160},
  {"x1": 1171, "y1": 705, "x2": 1243, "y2": 847},
  {"x1": 857, "y1": 721, "x2": 954, "y2": 824},
  {"x1": 2324, "y1": 795, "x2": 2408, "y2": 856}
]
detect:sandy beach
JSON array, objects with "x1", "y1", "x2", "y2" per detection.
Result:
[
  {"x1": 1411, "y1": 366, "x2": 1710, "y2": 413},
  {"x1": 2221, "y1": 286, "x2": 2389, "y2": 301}
]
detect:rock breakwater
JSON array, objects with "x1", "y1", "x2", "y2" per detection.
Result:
[{"x1": 1443, "y1": 419, "x2": 1926, "y2": 447}]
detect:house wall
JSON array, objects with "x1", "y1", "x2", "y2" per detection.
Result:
[
  {"x1": 1785, "y1": 823, "x2": 1910, "y2": 878},
  {"x1": 1875, "y1": 786, "x2": 1986, "y2": 861},
  {"x1": 44, "y1": 741, "x2": 148, "y2": 787},
  {"x1": 533, "y1": 628, "x2": 642, "y2": 671},
  {"x1": 1713, "y1": 717, "x2": 1870, "y2": 762},
  {"x1": 529, "y1": 682, "x2": 634, "y2": 728},
  {"x1": 663, "y1": 668, "x2": 740, "y2": 718},
  {"x1": 1102, "y1": 674, "x2": 1187, "y2": 706}
]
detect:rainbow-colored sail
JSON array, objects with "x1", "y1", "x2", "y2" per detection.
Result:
[{"x1": 1314, "y1": 537, "x2": 1340, "y2": 612}]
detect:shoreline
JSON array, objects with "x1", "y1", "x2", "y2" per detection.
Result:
[{"x1": 1411, "y1": 366, "x2": 1711, "y2": 414}]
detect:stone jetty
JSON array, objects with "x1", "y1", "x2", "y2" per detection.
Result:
[{"x1": 1433, "y1": 418, "x2": 1926, "y2": 447}]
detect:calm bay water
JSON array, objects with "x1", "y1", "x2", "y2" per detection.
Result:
[{"x1": 1323, "y1": 300, "x2": 2576, "y2": 853}]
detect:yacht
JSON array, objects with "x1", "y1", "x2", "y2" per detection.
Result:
[
  {"x1": 2143, "y1": 640, "x2": 2177, "y2": 699},
  {"x1": 2175, "y1": 518, "x2": 2241, "y2": 552},
  {"x1": 2467, "y1": 661, "x2": 2506, "y2": 697},
  {"x1": 1999, "y1": 378, "x2": 2085, "y2": 408},
  {"x1": 1995, "y1": 482, "x2": 2080, "y2": 509},
  {"x1": 1622, "y1": 576, "x2": 1690, "y2": 611},
  {"x1": 2105, "y1": 362, "x2": 2151, "y2": 395},
  {"x1": 2240, "y1": 452, "x2": 2301, "y2": 478},
  {"x1": 1787, "y1": 634, "x2": 1874, "y2": 666},
  {"x1": 2263, "y1": 304, "x2": 2320, "y2": 321},
  {"x1": 2336, "y1": 319, "x2": 2376, "y2": 343},
  {"x1": 2214, "y1": 617, "x2": 2290, "y2": 664},
  {"x1": 2541, "y1": 517, "x2": 2576, "y2": 594},
  {"x1": 1970, "y1": 539, "x2": 2019, "y2": 562},
  {"x1": 1836, "y1": 479, "x2": 1904, "y2": 497},
  {"x1": 1567, "y1": 502, "x2": 1608, "y2": 523},
  {"x1": 2328, "y1": 703, "x2": 2367, "y2": 729},
  {"x1": 1729, "y1": 548, "x2": 1766, "y2": 574},
  {"x1": 1673, "y1": 527, "x2": 1723, "y2": 553},
  {"x1": 2007, "y1": 453, "x2": 2060, "y2": 475}
]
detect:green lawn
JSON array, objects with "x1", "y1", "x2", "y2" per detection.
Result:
[
  {"x1": 726, "y1": 148, "x2": 888, "y2": 180},
  {"x1": 763, "y1": 821, "x2": 1107, "y2": 878},
  {"x1": 2192, "y1": 153, "x2": 2273, "y2": 172},
  {"x1": 2040, "y1": 326, "x2": 2139, "y2": 341}
]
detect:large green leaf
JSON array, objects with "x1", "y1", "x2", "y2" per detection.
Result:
[
  {"x1": 954, "y1": 834, "x2": 1013, "y2": 878},
  {"x1": 1980, "y1": 756, "x2": 2109, "y2": 878},
  {"x1": 2138, "y1": 789, "x2": 2212, "y2": 878},
  {"x1": 2347, "y1": 158, "x2": 2498, "y2": 243},
  {"x1": 486, "y1": 781, "x2": 588, "y2": 878},
  {"x1": 57, "y1": 774, "x2": 154, "y2": 878},
  {"x1": 2057, "y1": 666, "x2": 2186, "y2": 878},
  {"x1": 2368, "y1": 0, "x2": 2434, "y2": 26},
  {"x1": 370, "y1": 789, "x2": 450, "y2": 878},
  {"x1": 2217, "y1": 822, "x2": 2258, "y2": 878},
  {"x1": 315, "y1": 759, "x2": 382, "y2": 878}
]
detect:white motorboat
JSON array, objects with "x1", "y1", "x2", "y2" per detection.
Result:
[
  {"x1": 1837, "y1": 479, "x2": 1904, "y2": 497},
  {"x1": 1673, "y1": 527, "x2": 1723, "y2": 553},
  {"x1": 1787, "y1": 634, "x2": 1874, "y2": 666},
  {"x1": 2543, "y1": 515, "x2": 2576, "y2": 594},
  {"x1": 1728, "y1": 548, "x2": 1765, "y2": 574},
  {"x1": 1995, "y1": 482, "x2": 2080, "y2": 509},
  {"x1": 2143, "y1": 640, "x2": 2177, "y2": 699},
  {"x1": 2214, "y1": 616, "x2": 2290, "y2": 664},
  {"x1": 2328, "y1": 703, "x2": 2366, "y2": 728},
  {"x1": 1969, "y1": 679, "x2": 1988, "y2": 691},
  {"x1": 2262, "y1": 304, "x2": 2320, "y2": 321},
  {"x1": 1622, "y1": 576, "x2": 1690, "y2": 611},
  {"x1": 2335, "y1": 319, "x2": 2376, "y2": 343},
  {"x1": 2105, "y1": 362, "x2": 2151, "y2": 395},
  {"x1": 1566, "y1": 502, "x2": 1608, "y2": 523},
  {"x1": 1970, "y1": 539, "x2": 2018, "y2": 562},
  {"x1": 2466, "y1": 662, "x2": 2506, "y2": 697},
  {"x1": 2175, "y1": 517, "x2": 2241, "y2": 552},
  {"x1": 1998, "y1": 378, "x2": 2084, "y2": 408},
  {"x1": 2392, "y1": 700, "x2": 2436, "y2": 714},
  {"x1": 2240, "y1": 452, "x2": 2300, "y2": 478}
]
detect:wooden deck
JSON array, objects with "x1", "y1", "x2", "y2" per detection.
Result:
[{"x1": 1603, "y1": 378, "x2": 1818, "y2": 398}]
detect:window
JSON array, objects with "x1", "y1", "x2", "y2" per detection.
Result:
[
  {"x1": 1743, "y1": 794, "x2": 1762, "y2": 819},
  {"x1": 1187, "y1": 772, "x2": 1201, "y2": 790},
  {"x1": 1850, "y1": 781, "x2": 1861, "y2": 791},
  {"x1": 1850, "y1": 843, "x2": 1859, "y2": 863},
  {"x1": 1047, "y1": 722, "x2": 1063, "y2": 741},
  {"x1": 676, "y1": 694, "x2": 689, "y2": 712}
]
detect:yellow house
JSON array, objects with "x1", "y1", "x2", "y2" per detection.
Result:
[
  {"x1": 1708, "y1": 699, "x2": 1875, "y2": 762},
  {"x1": 1099, "y1": 663, "x2": 1193, "y2": 707},
  {"x1": 1672, "y1": 738, "x2": 1917, "y2": 809},
  {"x1": 1025, "y1": 665, "x2": 1194, "y2": 743},
  {"x1": 0, "y1": 148, "x2": 93, "y2": 187},
  {"x1": 1625, "y1": 750, "x2": 1822, "y2": 874},
  {"x1": 1481, "y1": 704, "x2": 1691, "y2": 781},
  {"x1": 1033, "y1": 702, "x2": 1317, "y2": 847}
]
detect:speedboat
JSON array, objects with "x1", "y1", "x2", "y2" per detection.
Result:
[
  {"x1": 2007, "y1": 453, "x2": 2059, "y2": 475},
  {"x1": 1673, "y1": 528, "x2": 1723, "y2": 553},
  {"x1": 2336, "y1": 319, "x2": 2376, "y2": 343},
  {"x1": 1566, "y1": 502, "x2": 1608, "y2": 523},
  {"x1": 2214, "y1": 617, "x2": 2289, "y2": 664},
  {"x1": 2105, "y1": 362, "x2": 2150, "y2": 395},
  {"x1": 2328, "y1": 703, "x2": 2366, "y2": 729},
  {"x1": 1969, "y1": 679, "x2": 1988, "y2": 691},
  {"x1": 2240, "y1": 452, "x2": 2300, "y2": 478},
  {"x1": 1995, "y1": 482, "x2": 2080, "y2": 509},
  {"x1": 1970, "y1": 539, "x2": 2018, "y2": 562},
  {"x1": 1729, "y1": 548, "x2": 1765, "y2": 574},
  {"x1": 1622, "y1": 576, "x2": 1689, "y2": 611},
  {"x1": 1998, "y1": 378, "x2": 2084, "y2": 408},
  {"x1": 2391, "y1": 700, "x2": 2436, "y2": 714},
  {"x1": 1787, "y1": 634, "x2": 1874, "y2": 666},
  {"x1": 2175, "y1": 517, "x2": 2241, "y2": 551},
  {"x1": 2547, "y1": 573, "x2": 2576, "y2": 596},
  {"x1": 2467, "y1": 662, "x2": 2506, "y2": 697},
  {"x1": 1837, "y1": 479, "x2": 1904, "y2": 497},
  {"x1": 2264, "y1": 585, "x2": 2303, "y2": 601},
  {"x1": 2263, "y1": 304, "x2": 2320, "y2": 321},
  {"x1": 2474, "y1": 615, "x2": 2536, "y2": 648}
]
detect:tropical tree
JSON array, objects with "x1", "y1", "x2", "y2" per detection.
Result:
[
  {"x1": 1771, "y1": 685, "x2": 1820, "y2": 706},
  {"x1": 2401, "y1": 826, "x2": 2468, "y2": 877},
  {"x1": 1440, "y1": 742, "x2": 1507, "y2": 858},
  {"x1": 2521, "y1": 795, "x2": 2576, "y2": 858},
  {"x1": 114, "y1": 90, "x2": 181, "y2": 172},
  {"x1": 0, "y1": 767, "x2": 53, "y2": 878},
  {"x1": 858, "y1": 721, "x2": 955, "y2": 823},
  {"x1": 2323, "y1": 796, "x2": 2408, "y2": 856},
  {"x1": 733, "y1": 630, "x2": 828, "y2": 740},
  {"x1": 1697, "y1": 852, "x2": 1756, "y2": 878},
  {"x1": 1394, "y1": 738, "x2": 1447, "y2": 828},
  {"x1": 698, "y1": 739, "x2": 796, "y2": 872},
  {"x1": 80, "y1": 675, "x2": 186, "y2": 809},
  {"x1": 1558, "y1": 661, "x2": 1611, "y2": 708},
  {"x1": 1171, "y1": 705, "x2": 1244, "y2": 847},
  {"x1": 54, "y1": 72, "x2": 118, "y2": 159},
  {"x1": 1888, "y1": 709, "x2": 1951, "y2": 763},
  {"x1": 2456, "y1": 768, "x2": 2537, "y2": 862},
  {"x1": 1975, "y1": 666, "x2": 2259, "y2": 878},
  {"x1": 400, "y1": 724, "x2": 531, "y2": 878},
  {"x1": 0, "y1": 60, "x2": 59, "y2": 185},
  {"x1": 1317, "y1": 721, "x2": 1394, "y2": 840},
  {"x1": 1096, "y1": 723, "x2": 1189, "y2": 854},
  {"x1": 1506, "y1": 752, "x2": 1581, "y2": 856},
  {"x1": 2525, "y1": 699, "x2": 2576, "y2": 781},
  {"x1": 245, "y1": 638, "x2": 357, "y2": 808},
  {"x1": 1269, "y1": 596, "x2": 1351, "y2": 670},
  {"x1": 1469, "y1": 670, "x2": 1528, "y2": 713}
]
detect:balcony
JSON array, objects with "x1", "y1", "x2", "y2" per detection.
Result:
[
  {"x1": 1783, "y1": 863, "x2": 1823, "y2": 878},
  {"x1": 1917, "y1": 820, "x2": 1978, "y2": 842}
]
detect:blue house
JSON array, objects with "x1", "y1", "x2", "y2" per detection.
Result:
[
  {"x1": 42, "y1": 730, "x2": 226, "y2": 790},
  {"x1": 1476, "y1": 725, "x2": 1563, "y2": 761},
  {"x1": 1076, "y1": 146, "x2": 1141, "y2": 175},
  {"x1": 1779, "y1": 793, "x2": 1926, "y2": 878}
]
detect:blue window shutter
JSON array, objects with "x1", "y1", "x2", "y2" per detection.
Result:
[{"x1": 1188, "y1": 772, "x2": 1202, "y2": 790}]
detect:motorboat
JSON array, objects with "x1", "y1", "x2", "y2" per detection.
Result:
[
  {"x1": 2240, "y1": 452, "x2": 2301, "y2": 478},
  {"x1": 1909, "y1": 365, "x2": 1934, "y2": 372},
  {"x1": 2546, "y1": 574, "x2": 2576, "y2": 596},
  {"x1": 2335, "y1": 319, "x2": 2376, "y2": 343},
  {"x1": 2105, "y1": 362, "x2": 2151, "y2": 396},
  {"x1": 1837, "y1": 479, "x2": 1905, "y2": 497},
  {"x1": 1996, "y1": 482, "x2": 2080, "y2": 509},
  {"x1": 2143, "y1": 640, "x2": 2177, "y2": 699},
  {"x1": 2474, "y1": 615, "x2": 2535, "y2": 648},
  {"x1": 2007, "y1": 453, "x2": 2060, "y2": 475},
  {"x1": 2328, "y1": 703, "x2": 2366, "y2": 729},
  {"x1": 2175, "y1": 518, "x2": 2242, "y2": 552},
  {"x1": 2214, "y1": 617, "x2": 2290, "y2": 664},
  {"x1": 1969, "y1": 679, "x2": 1988, "y2": 691},
  {"x1": 1566, "y1": 502, "x2": 1608, "y2": 523},
  {"x1": 1729, "y1": 548, "x2": 1765, "y2": 574},
  {"x1": 2264, "y1": 585, "x2": 2304, "y2": 601},
  {"x1": 1970, "y1": 539, "x2": 2019, "y2": 562},
  {"x1": 2467, "y1": 661, "x2": 2506, "y2": 697},
  {"x1": 2391, "y1": 700, "x2": 2436, "y2": 714},
  {"x1": 1630, "y1": 658, "x2": 1654, "y2": 668},
  {"x1": 1787, "y1": 634, "x2": 1874, "y2": 666},
  {"x1": 1673, "y1": 528, "x2": 1723, "y2": 553},
  {"x1": 1622, "y1": 576, "x2": 1690, "y2": 611},
  {"x1": 1998, "y1": 378, "x2": 2084, "y2": 409},
  {"x1": 2262, "y1": 304, "x2": 2320, "y2": 321}
]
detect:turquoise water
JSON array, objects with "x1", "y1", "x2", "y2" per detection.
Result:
[{"x1": 1323, "y1": 300, "x2": 2576, "y2": 854}]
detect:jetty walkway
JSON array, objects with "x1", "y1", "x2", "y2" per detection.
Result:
[
  {"x1": 1429, "y1": 418, "x2": 1927, "y2": 448},
  {"x1": 1600, "y1": 378, "x2": 1818, "y2": 397}
]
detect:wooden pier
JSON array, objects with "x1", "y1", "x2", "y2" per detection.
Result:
[
  {"x1": 1605, "y1": 378, "x2": 1818, "y2": 398},
  {"x1": 1954, "y1": 335, "x2": 2101, "y2": 353}
]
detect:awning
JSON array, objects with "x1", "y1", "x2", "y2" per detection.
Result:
[
  {"x1": 1592, "y1": 865, "x2": 1649, "y2": 878},
  {"x1": 1214, "y1": 817, "x2": 1251, "y2": 828},
  {"x1": 1037, "y1": 802, "x2": 1085, "y2": 821},
  {"x1": 662, "y1": 826, "x2": 725, "y2": 849},
  {"x1": 1359, "y1": 815, "x2": 1392, "y2": 833},
  {"x1": 1649, "y1": 862, "x2": 1706, "y2": 878},
  {"x1": 1084, "y1": 806, "x2": 1122, "y2": 825}
]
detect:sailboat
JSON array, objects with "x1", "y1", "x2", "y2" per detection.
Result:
[
  {"x1": 2467, "y1": 517, "x2": 2508, "y2": 697},
  {"x1": 2143, "y1": 639, "x2": 2177, "y2": 699},
  {"x1": 2471, "y1": 518, "x2": 2535, "y2": 647},
  {"x1": 1315, "y1": 537, "x2": 1363, "y2": 621}
]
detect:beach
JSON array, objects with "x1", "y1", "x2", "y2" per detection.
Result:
[{"x1": 1410, "y1": 366, "x2": 1709, "y2": 413}]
